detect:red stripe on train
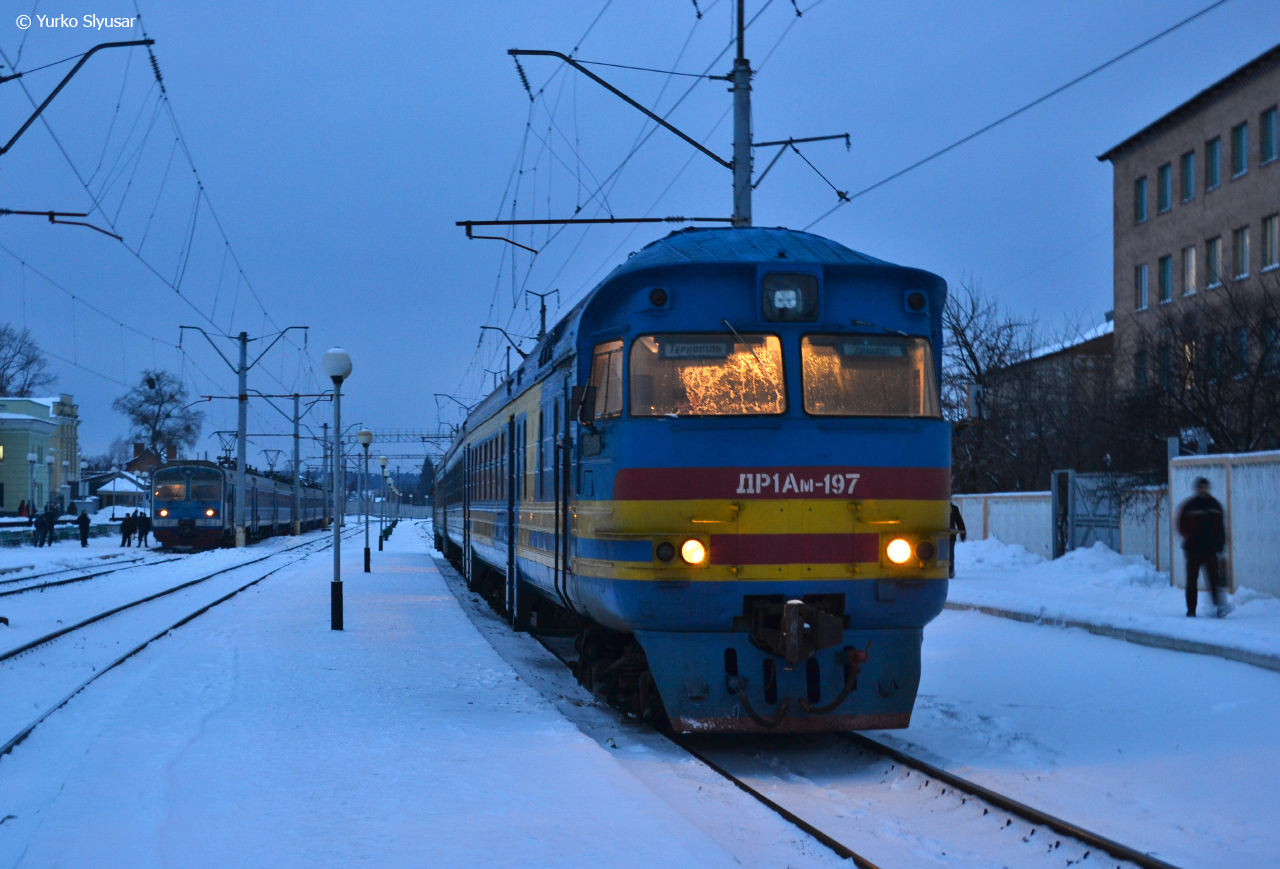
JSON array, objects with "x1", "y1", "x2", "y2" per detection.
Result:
[
  {"x1": 613, "y1": 466, "x2": 949, "y2": 500},
  {"x1": 710, "y1": 533, "x2": 880, "y2": 565}
]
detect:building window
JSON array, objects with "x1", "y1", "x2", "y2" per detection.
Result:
[
  {"x1": 1157, "y1": 164, "x2": 1172, "y2": 212},
  {"x1": 1232, "y1": 122, "x2": 1248, "y2": 177},
  {"x1": 1233, "y1": 226, "x2": 1250, "y2": 279},
  {"x1": 1263, "y1": 107, "x2": 1278, "y2": 163},
  {"x1": 1134, "y1": 264, "x2": 1149, "y2": 310},
  {"x1": 1158, "y1": 255, "x2": 1172, "y2": 303},
  {"x1": 1205, "y1": 137, "x2": 1221, "y2": 189},
  {"x1": 1134, "y1": 176, "x2": 1147, "y2": 223},
  {"x1": 1182, "y1": 245, "x2": 1197, "y2": 295},
  {"x1": 1158, "y1": 345, "x2": 1173, "y2": 391},
  {"x1": 1264, "y1": 214, "x2": 1279, "y2": 271},
  {"x1": 1234, "y1": 327, "x2": 1250, "y2": 376},
  {"x1": 1180, "y1": 150, "x2": 1196, "y2": 201},
  {"x1": 1134, "y1": 351, "x2": 1148, "y2": 389},
  {"x1": 1263, "y1": 319, "x2": 1279, "y2": 373},
  {"x1": 1206, "y1": 236, "x2": 1222, "y2": 287}
]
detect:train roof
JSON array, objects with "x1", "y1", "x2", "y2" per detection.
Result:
[{"x1": 445, "y1": 226, "x2": 927, "y2": 463}]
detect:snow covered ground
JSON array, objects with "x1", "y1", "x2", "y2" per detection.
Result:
[
  {"x1": 0, "y1": 523, "x2": 845, "y2": 868},
  {"x1": 949, "y1": 537, "x2": 1280, "y2": 665}
]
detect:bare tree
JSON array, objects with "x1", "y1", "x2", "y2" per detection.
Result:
[
  {"x1": 111, "y1": 370, "x2": 204, "y2": 459},
  {"x1": 0, "y1": 323, "x2": 56, "y2": 396},
  {"x1": 1125, "y1": 274, "x2": 1280, "y2": 454},
  {"x1": 941, "y1": 281, "x2": 1037, "y2": 420},
  {"x1": 85, "y1": 437, "x2": 135, "y2": 472}
]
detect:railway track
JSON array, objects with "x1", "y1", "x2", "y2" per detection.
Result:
[
  {"x1": 0, "y1": 554, "x2": 155, "y2": 587},
  {"x1": 418, "y1": 527, "x2": 1183, "y2": 869},
  {"x1": 0, "y1": 556, "x2": 183, "y2": 599},
  {"x1": 0, "y1": 530, "x2": 353, "y2": 760}
]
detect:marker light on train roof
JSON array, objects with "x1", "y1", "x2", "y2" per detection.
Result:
[
  {"x1": 886, "y1": 537, "x2": 913, "y2": 564},
  {"x1": 680, "y1": 539, "x2": 707, "y2": 565}
]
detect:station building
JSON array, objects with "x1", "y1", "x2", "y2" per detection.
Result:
[
  {"x1": 0, "y1": 394, "x2": 82, "y2": 513},
  {"x1": 1098, "y1": 43, "x2": 1280, "y2": 382}
]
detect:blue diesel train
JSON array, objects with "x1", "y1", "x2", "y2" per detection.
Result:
[
  {"x1": 434, "y1": 226, "x2": 950, "y2": 733},
  {"x1": 151, "y1": 460, "x2": 326, "y2": 549}
]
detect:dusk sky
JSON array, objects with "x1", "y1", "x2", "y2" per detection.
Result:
[{"x1": 2, "y1": 0, "x2": 1277, "y2": 469}]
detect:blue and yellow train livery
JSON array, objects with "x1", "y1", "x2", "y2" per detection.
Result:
[
  {"x1": 434, "y1": 226, "x2": 950, "y2": 733},
  {"x1": 152, "y1": 460, "x2": 326, "y2": 550}
]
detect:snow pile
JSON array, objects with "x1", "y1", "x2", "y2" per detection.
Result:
[{"x1": 949, "y1": 537, "x2": 1280, "y2": 664}]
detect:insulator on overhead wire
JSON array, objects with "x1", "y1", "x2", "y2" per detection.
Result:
[
  {"x1": 148, "y1": 50, "x2": 166, "y2": 94},
  {"x1": 513, "y1": 57, "x2": 533, "y2": 102}
]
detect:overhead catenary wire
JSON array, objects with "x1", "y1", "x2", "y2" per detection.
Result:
[{"x1": 803, "y1": 0, "x2": 1236, "y2": 229}]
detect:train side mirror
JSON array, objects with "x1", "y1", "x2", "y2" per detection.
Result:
[{"x1": 572, "y1": 385, "x2": 597, "y2": 427}]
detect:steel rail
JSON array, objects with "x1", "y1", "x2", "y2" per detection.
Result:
[
  {"x1": 0, "y1": 533, "x2": 338, "y2": 664},
  {"x1": 842, "y1": 733, "x2": 1186, "y2": 869},
  {"x1": 0, "y1": 530, "x2": 353, "y2": 760},
  {"x1": 528, "y1": 631, "x2": 883, "y2": 868},
  {"x1": 0, "y1": 555, "x2": 150, "y2": 586},
  {"x1": 0, "y1": 557, "x2": 183, "y2": 598}
]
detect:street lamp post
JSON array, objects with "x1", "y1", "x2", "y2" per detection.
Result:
[
  {"x1": 322, "y1": 348, "x2": 352, "y2": 631},
  {"x1": 357, "y1": 430, "x2": 373, "y2": 571},
  {"x1": 378, "y1": 455, "x2": 389, "y2": 550},
  {"x1": 44, "y1": 454, "x2": 54, "y2": 511},
  {"x1": 78, "y1": 459, "x2": 88, "y2": 507},
  {"x1": 27, "y1": 452, "x2": 37, "y2": 520}
]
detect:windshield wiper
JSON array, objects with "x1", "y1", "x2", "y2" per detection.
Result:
[
  {"x1": 851, "y1": 318, "x2": 908, "y2": 337},
  {"x1": 721, "y1": 318, "x2": 765, "y2": 366}
]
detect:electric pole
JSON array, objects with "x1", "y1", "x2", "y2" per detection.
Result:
[
  {"x1": 292, "y1": 393, "x2": 301, "y2": 535},
  {"x1": 731, "y1": 0, "x2": 752, "y2": 227}
]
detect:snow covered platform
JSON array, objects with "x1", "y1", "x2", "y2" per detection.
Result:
[
  {"x1": 948, "y1": 538, "x2": 1280, "y2": 671},
  {"x1": 0, "y1": 522, "x2": 842, "y2": 868}
]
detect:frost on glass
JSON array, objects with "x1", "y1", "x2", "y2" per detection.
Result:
[
  {"x1": 802, "y1": 335, "x2": 940, "y2": 417},
  {"x1": 629, "y1": 333, "x2": 785, "y2": 416},
  {"x1": 153, "y1": 468, "x2": 187, "y2": 501}
]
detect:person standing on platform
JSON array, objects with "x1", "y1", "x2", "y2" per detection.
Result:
[
  {"x1": 31, "y1": 510, "x2": 47, "y2": 547},
  {"x1": 136, "y1": 511, "x2": 152, "y2": 548},
  {"x1": 77, "y1": 509, "x2": 91, "y2": 547},
  {"x1": 1176, "y1": 477, "x2": 1232, "y2": 618},
  {"x1": 120, "y1": 511, "x2": 136, "y2": 547}
]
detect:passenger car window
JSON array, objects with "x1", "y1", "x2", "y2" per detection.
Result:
[
  {"x1": 801, "y1": 334, "x2": 940, "y2": 417},
  {"x1": 630, "y1": 333, "x2": 785, "y2": 416},
  {"x1": 590, "y1": 340, "x2": 624, "y2": 419}
]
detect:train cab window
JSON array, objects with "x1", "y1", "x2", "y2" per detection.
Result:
[
  {"x1": 590, "y1": 340, "x2": 624, "y2": 419},
  {"x1": 801, "y1": 335, "x2": 941, "y2": 417},
  {"x1": 762, "y1": 273, "x2": 818, "y2": 322},
  {"x1": 153, "y1": 469, "x2": 187, "y2": 501},
  {"x1": 630, "y1": 333, "x2": 785, "y2": 416},
  {"x1": 189, "y1": 469, "x2": 223, "y2": 501}
]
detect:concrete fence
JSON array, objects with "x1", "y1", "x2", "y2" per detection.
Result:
[
  {"x1": 954, "y1": 448, "x2": 1280, "y2": 597},
  {"x1": 1170, "y1": 450, "x2": 1280, "y2": 597}
]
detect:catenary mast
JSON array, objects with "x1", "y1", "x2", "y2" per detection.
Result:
[{"x1": 731, "y1": 0, "x2": 752, "y2": 227}]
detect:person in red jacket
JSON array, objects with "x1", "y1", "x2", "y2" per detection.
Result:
[{"x1": 1176, "y1": 477, "x2": 1232, "y2": 618}]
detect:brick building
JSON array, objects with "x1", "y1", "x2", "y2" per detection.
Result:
[{"x1": 1098, "y1": 44, "x2": 1280, "y2": 382}]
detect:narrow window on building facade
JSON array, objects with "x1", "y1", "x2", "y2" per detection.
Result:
[
  {"x1": 1263, "y1": 107, "x2": 1278, "y2": 163},
  {"x1": 1233, "y1": 226, "x2": 1250, "y2": 278},
  {"x1": 1207, "y1": 236, "x2": 1222, "y2": 287},
  {"x1": 1158, "y1": 255, "x2": 1173, "y2": 303},
  {"x1": 1180, "y1": 151, "x2": 1196, "y2": 200},
  {"x1": 1134, "y1": 351, "x2": 1148, "y2": 389},
  {"x1": 1134, "y1": 264, "x2": 1149, "y2": 310},
  {"x1": 1234, "y1": 327, "x2": 1250, "y2": 376},
  {"x1": 1157, "y1": 164, "x2": 1172, "y2": 212},
  {"x1": 1206, "y1": 137, "x2": 1222, "y2": 189},
  {"x1": 1264, "y1": 214, "x2": 1279, "y2": 270},
  {"x1": 1232, "y1": 122, "x2": 1248, "y2": 177},
  {"x1": 1134, "y1": 176, "x2": 1147, "y2": 223},
  {"x1": 1182, "y1": 245, "x2": 1197, "y2": 295},
  {"x1": 1263, "y1": 319, "x2": 1280, "y2": 374},
  {"x1": 1158, "y1": 345, "x2": 1173, "y2": 391}
]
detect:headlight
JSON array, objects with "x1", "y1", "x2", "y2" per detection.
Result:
[
  {"x1": 680, "y1": 538, "x2": 706, "y2": 565},
  {"x1": 915, "y1": 540, "x2": 937, "y2": 561},
  {"x1": 205, "y1": 509, "x2": 216, "y2": 517},
  {"x1": 159, "y1": 509, "x2": 169, "y2": 517},
  {"x1": 886, "y1": 537, "x2": 912, "y2": 564}
]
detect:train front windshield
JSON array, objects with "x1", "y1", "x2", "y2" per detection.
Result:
[
  {"x1": 190, "y1": 469, "x2": 222, "y2": 501},
  {"x1": 153, "y1": 469, "x2": 186, "y2": 501},
  {"x1": 630, "y1": 333, "x2": 785, "y2": 416},
  {"x1": 801, "y1": 335, "x2": 941, "y2": 417}
]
